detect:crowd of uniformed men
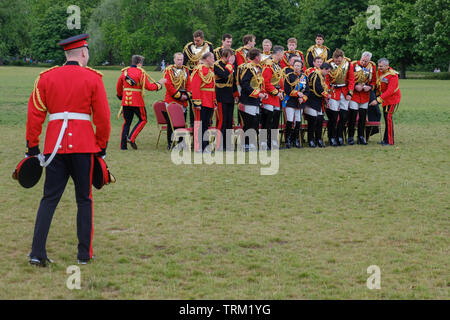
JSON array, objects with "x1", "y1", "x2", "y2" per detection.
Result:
[
  {"x1": 117, "y1": 30, "x2": 401, "y2": 152},
  {"x1": 24, "y1": 31, "x2": 402, "y2": 267}
]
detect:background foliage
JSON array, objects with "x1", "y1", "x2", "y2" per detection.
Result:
[{"x1": 0, "y1": 0, "x2": 449, "y2": 76}]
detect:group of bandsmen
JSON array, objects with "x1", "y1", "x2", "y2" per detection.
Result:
[{"x1": 116, "y1": 30, "x2": 401, "y2": 152}]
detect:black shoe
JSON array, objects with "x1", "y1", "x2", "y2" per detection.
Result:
[
  {"x1": 29, "y1": 256, "x2": 53, "y2": 267},
  {"x1": 127, "y1": 139, "x2": 138, "y2": 150},
  {"x1": 317, "y1": 139, "x2": 325, "y2": 148},
  {"x1": 337, "y1": 137, "x2": 345, "y2": 146},
  {"x1": 294, "y1": 139, "x2": 302, "y2": 149},
  {"x1": 378, "y1": 141, "x2": 387, "y2": 145},
  {"x1": 308, "y1": 140, "x2": 316, "y2": 148},
  {"x1": 330, "y1": 138, "x2": 338, "y2": 147},
  {"x1": 357, "y1": 136, "x2": 368, "y2": 145},
  {"x1": 348, "y1": 137, "x2": 355, "y2": 145},
  {"x1": 78, "y1": 256, "x2": 95, "y2": 265}
]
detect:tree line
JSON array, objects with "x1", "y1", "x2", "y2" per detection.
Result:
[{"x1": 1, "y1": 0, "x2": 449, "y2": 77}]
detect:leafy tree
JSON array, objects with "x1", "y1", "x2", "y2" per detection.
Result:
[{"x1": 414, "y1": 0, "x2": 450, "y2": 72}]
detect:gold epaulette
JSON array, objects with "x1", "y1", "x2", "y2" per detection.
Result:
[
  {"x1": 183, "y1": 42, "x2": 193, "y2": 51},
  {"x1": 121, "y1": 66, "x2": 130, "y2": 72},
  {"x1": 260, "y1": 58, "x2": 273, "y2": 67},
  {"x1": 85, "y1": 66, "x2": 103, "y2": 77},
  {"x1": 40, "y1": 65, "x2": 59, "y2": 76},
  {"x1": 369, "y1": 61, "x2": 376, "y2": 68},
  {"x1": 326, "y1": 58, "x2": 333, "y2": 63},
  {"x1": 345, "y1": 57, "x2": 351, "y2": 62}
]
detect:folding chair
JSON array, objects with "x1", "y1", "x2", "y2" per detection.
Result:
[
  {"x1": 153, "y1": 101, "x2": 168, "y2": 149},
  {"x1": 166, "y1": 103, "x2": 193, "y2": 150},
  {"x1": 365, "y1": 117, "x2": 381, "y2": 142}
]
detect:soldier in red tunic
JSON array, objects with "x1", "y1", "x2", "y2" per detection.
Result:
[
  {"x1": 373, "y1": 58, "x2": 401, "y2": 146},
  {"x1": 280, "y1": 37, "x2": 306, "y2": 73},
  {"x1": 190, "y1": 52, "x2": 216, "y2": 152},
  {"x1": 116, "y1": 55, "x2": 165, "y2": 150},
  {"x1": 235, "y1": 34, "x2": 256, "y2": 67},
  {"x1": 26, "y1": 34, "x2": 111, "y2": 266}
]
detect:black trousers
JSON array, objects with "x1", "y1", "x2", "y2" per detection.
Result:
[
  {"x1": 219, "y1": 102, "x2": 234, "y2": 150},
  {"x1": 30, "y1": 154, "x2": 94, "y2": 261},
  {"x1": 121, "y1": 106, "x2": 147, "y2": 149},
  {"x1": 337, "y1": 109, "x2": 348, "y2": 140},
  {"x1": 348, "y1": 108, "x2": 368, "y2": 138},
  {"x1": 260, "y1": 108, "x2": 273, "y2": 144},
  {"x1": 326, "y1": 109, "x2": 338, "y2": 140},
  {"x1": 305, "y1": 114, "x2": 323, "y2": 142},
  {"x1": 241, "y1": 111, "x2": 259, "y2": 146},
  {"x1": 199, "y1": 107, "x2": 214, "y2": 151},
  {"x1": 162, "y1": 110, "x2": 186, "y2": 147},
  {"x1": 383, "y1": 105, "x2": 396, "y2": 144}
]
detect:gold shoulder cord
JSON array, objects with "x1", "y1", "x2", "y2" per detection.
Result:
[
  {"x1": 166, "y1": 65, "x2": 187, "y2": 90},
  {"x1": 32, "y1": 66, "x2": 59, "y2": 112}
]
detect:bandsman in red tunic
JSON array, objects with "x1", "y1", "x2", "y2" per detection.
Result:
[
  {"x1": 349, "y1": 51, "x2": 377, "y2": 145},
  {"x1": 260, "y1": 45, "x2": 284, "y2": 150},
  {"x1": 116, "y1": 55, "x2": 165, "y2": 150},
  {"x1": 162, "y1": 52, "x2": 191, "y2": 149},
  {"x1": 190, "y1": 52, "x2": 216, "y2": 152},
  {"x1": 235, "y1": 34, "x2": 256, "y2": 67},
  {"x1": 373, "y1": 58, "x2": 401, "y2": 146},
  {"x1": 280, "y1": 37, "x2": 306, "y2": 73},
  {"x1": 326, "y1": 49, "x2": 355, "y2": 146},
  {"x1": 26, "y1": 34, "x2": 111, "y2": 266}
]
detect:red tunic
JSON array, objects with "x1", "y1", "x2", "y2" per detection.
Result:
[
  {"x1": 26, "y1": 63, "x2": 111, "y2": 155},
  {"x1": 190, "y1": 64, "x2": 216, "y2": 109},
  {"x1": 261, "y1": 62, "x2": 281, "y2": 107},
  {"x1": 116, "y1": 66, "x2": 162, "y2": 107},
  {"x1": 163, "y1": 65, "x2": 191, "y2": 107},
  {"x1": 351, "y1": 60, "x2": 377, "y2": 104},
  {"x1": 235, "y1": 46, "x2": 251, "y2": 67},
  {"x1": 280, "y1": 50, "x2": 306, "y2": 73},
  {"x1": 377, "y1": 67, "x2": 401, "y2": 106}
]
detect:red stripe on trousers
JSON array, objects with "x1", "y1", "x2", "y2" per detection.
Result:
[
  {"x1": 193, "y1": 108, "x2": 201, "y2": 152},
  {"x1": 89, "y1": 154, "x2": 94, "y2": 259},
  {"x1": 130, "y1": 107, "x2": 147, "y2": 142},
  {"x1": 216, "y1": 102, "x2": 223, "y2": 149}
]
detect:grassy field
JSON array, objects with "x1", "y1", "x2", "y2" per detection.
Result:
[{"x1": 0, "y1": 66, "x2": 448, "y2": 299}]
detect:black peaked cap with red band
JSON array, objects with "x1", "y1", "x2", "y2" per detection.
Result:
[{"x1": 58, "y1": 33, "x2": 89, "y2": 51}]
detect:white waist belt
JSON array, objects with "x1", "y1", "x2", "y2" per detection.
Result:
[{"x1": 38, "y1": 112, "x2": 91, "y2": 167}]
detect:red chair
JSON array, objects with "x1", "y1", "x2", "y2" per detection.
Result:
[
  {"x1": 166, "y1": 103, "x2": 193, "y2": 150},
  {"x1": 153, "y1": 101, "x2": 168, "y2": 149},
  {"x1": 365, "y1": 119, "x2": 381, "y2": 142}
]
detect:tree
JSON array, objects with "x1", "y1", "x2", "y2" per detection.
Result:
[
  {"x1": 414, "y1": 0, "x2": 450, "y2": 72},
  {"x1": 345, "y1": 0, "x2": 418, "y2": 78}
]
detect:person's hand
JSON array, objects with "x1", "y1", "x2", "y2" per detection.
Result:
[
  {"x1": 158, "y1": 78, "x2": 167, "y2": 84},
  {"x1": 369, "y1": 100, "x2": 378, "y2": 106},
  {"x1": 297, "y1": 92, "x2": 304, "y2": 98},
  {"x1": 363, "y1": 85, "x2": 371, "y2": 92},
  {"x1": 298, "y1": 98, "x2": 304, "y2": 104},
  {"x1": 26, "y1": 146, "x2": 40, "y2": 157},
  {"x1": 355, "y1": 84, "x2": 363, "y2": 92},
  {"x1": 234, "y1": 96, "x2": 239, "y2": 104},
  {"x1": 345, "y1": 95, "x2": 352, "y2": 101},
  {"x1": 180, "y1": 94, "x2": 188, "y2": 101},
  {"x1": 258, "y1": 93, "x2": 266, "y2": 100},
  {"x1": 228, "y1": 55, "x2": 236, "y2": 65},
  {"x1": 277, "y1": 92, "x2": 284, "y2": 99}
]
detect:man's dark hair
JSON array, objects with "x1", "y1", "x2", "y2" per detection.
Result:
[
  {"x1": 313, "y1": 56, "x2": 323, "y2": 62},
  {"x1": 316, "y1": 34, "x2": 324, "y2": 39},
  {"x1": 222, "y1": 33, "x2": 232, "y2": 41},
  {"x1": 272, "y1": 45, "x2": 284, "y2": 55},
  {"x1": 333, "y1": 48, "x2": 345, "y2": 58},
  {"x1": 201, "y1": 52, "x2": 214, "y2": 60},
  {"x1": 243, "y1": 34, "x2": 255, "y2": 45},
  {"x1": 131, "y1": 55, "x2": 144, "y2": 65},
  {"x1": 193, "y1": 30, "x2": 204, "y2": 39},
  {"x1": 248, "y1": 48, "x2": 261, "y2": 60},
  {"x1": 320, "y1": 62, "x2": 331, "y2": 70}
]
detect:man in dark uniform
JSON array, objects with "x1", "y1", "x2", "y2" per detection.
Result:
[
  {"x1": 214, "y1": 48, "x2": 236, "y2": 151},
  {"x1": 239, "y1": 48, "x2": 267, "y2": 152},
  {"x1": 26, "y1": 34, "x2": 111, "y2": 266},
  {"x1": 116, "y1": 55, "x2": 165, "y2": 150},
  {"x1": 305, "y1": 62, "x2": 331, "y2": 148},
  {"x1": 306, "y1": 34, "x2": 331, "y2": 69},
  {"x1": 213, "y1": 33, "x2": 234, "y2": 61}
]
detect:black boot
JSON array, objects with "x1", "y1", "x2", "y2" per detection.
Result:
[
  {"x1": 337, "y1": 137, "x2": 345, "y2": 146},
  {"x1": 357, "y1": 136, "x2": 368, "y2": 145},
  {"x1": 330, "y1": 138, "x2": 338, "y2": 147},
  {"x1": 285, "y1": 121, "x2": 292, "y2": 149},
  {"x1": 293, "y1": 122, "x2": 302, "y2": 148},
  {"x1": 348, "y1": 136, "x2": 355, "y2": 145},
  {"x1": 317, "y1": 139, "x2": 325, "y2": 148}
]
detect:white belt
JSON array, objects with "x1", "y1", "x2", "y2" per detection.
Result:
[{"x1": 38, "y1": 112, "x2": 91, "y2": 167}]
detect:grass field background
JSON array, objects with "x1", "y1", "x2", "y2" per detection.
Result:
[{"x1": 0, "y1": 66, "x2": 448, "y2": 299}]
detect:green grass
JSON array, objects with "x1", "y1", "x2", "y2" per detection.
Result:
[{"x1": 0, "y1": 66, "x2": 448, "y2": 299}]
